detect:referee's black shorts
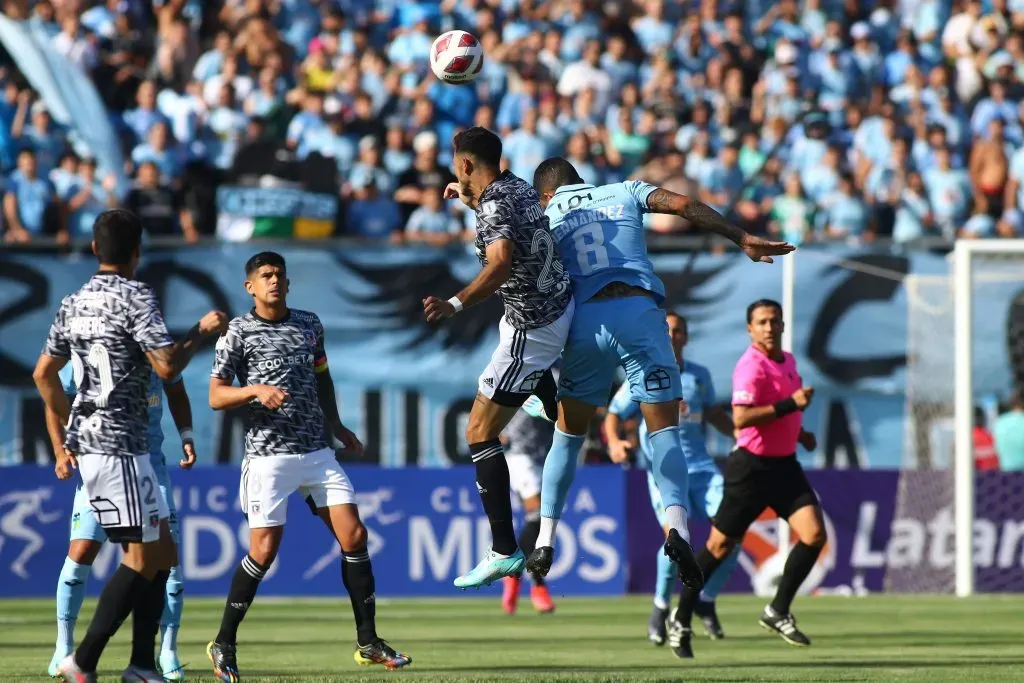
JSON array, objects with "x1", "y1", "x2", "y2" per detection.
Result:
[{"x1": 712, "y1": 448, "x2": 819, "y2": 539}]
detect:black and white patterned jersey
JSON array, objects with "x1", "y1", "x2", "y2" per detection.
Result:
[
  {"x1": 43, "y1": 272, "x2": 174, "y2": 458},
  {"x1": 474, "y1": 171, "x2": 572, "y2": 330},
  {"x1": 503, "y1": 409, "x2": 555, "y2": 461},
  {"x1": 211, "y1": 308, "x2": 330, "y2": 458}
]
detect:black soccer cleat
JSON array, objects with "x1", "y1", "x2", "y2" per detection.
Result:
[
  {"x1": 694, "y1": 599, "x2": 725, "y2": 640},
  {"x1": 664, "y1": 529, "x2": 704, "y2": 591},
  {"x1": 648, "y1": 605, "x2": 669, "y2": 646},
  {"x1": 667, "y1": 608, "x2": 694, "y2": 659},
  {"x1": 207, "y1": 641, "x2": 239, "y2": 683},
  {"x1": 758, "y1": 606, "x2": 811, "y2": 647},
  {"x1": 526, "y1": 546, "x2": 554, "y2": 578}
]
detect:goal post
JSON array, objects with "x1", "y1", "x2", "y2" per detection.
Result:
[{"x1": 953, "y1": 239, "x2": 1024, "y2": 597}]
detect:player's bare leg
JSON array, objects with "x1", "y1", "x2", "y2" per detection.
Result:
[
  {"x1": 454, "y1": 393, "x2": 527, "y2": 589},
  {"x1": 759, "y1": 504, "x2": 826, "y2": 646},
  {"x1": 529, "y1": 396, "x2": 595, "y2": 577},
  {"x1": 317, "y1": 504, "x2": 412, "y2": 669},
  {"x1": 50, "y1": 540, "x2": 101, "y2": 677},
  {"x1": 208, "y1": 526, "x2": 282, "y2": 683}
]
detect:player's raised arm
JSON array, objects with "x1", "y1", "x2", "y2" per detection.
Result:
[
  {"x1": 163, "y1": 377, "x2": 197, "y2": 468},
  {"x1": 424, "y1": 238, "x2": 513, "y2": 322},
  {"x1": 643, "y1": 186, "x2": 796, "y2": 264},
  {"x1": 140, "y1": 296, "x2": 229, "y2": 380}
]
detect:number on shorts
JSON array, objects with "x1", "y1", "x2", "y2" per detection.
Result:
[
  {"x1": 141, "y1": 475, "x2": 157, "y2": 505},
  {"x1": 531, "y1": 229, "x2": 564, "y2": 293},
  {"x1": 574, "y1": 222, "x2": 610, "y2": 275},
  {"x1": 86, "y1": 343, "x2": 114, "y2": 408}
]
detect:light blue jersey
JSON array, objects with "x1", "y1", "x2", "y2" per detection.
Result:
[
  {"x1": 545, "y1": 180, "x2": 665, "y2": 305},
  {"x1": 607, "y1": 360, "x2": 719, "y2": 474}
]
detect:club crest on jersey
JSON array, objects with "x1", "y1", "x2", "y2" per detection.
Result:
[
  {"x1": 251, "y1": 502, "x2": 261, "y2": 515},
  {"x1": 303, "y1": 330, "x2": 317, "y2": 349},
  {"x1": 480, "y1": 200, "x2": 498, "y2": 216}
]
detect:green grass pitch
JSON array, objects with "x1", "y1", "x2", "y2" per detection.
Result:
[{"x1": 2, "y1": 595, "x2": 1024, "y2": 682}]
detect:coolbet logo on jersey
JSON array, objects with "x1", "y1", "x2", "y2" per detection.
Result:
[{"x1": 255, "y1": 354, "x2": 314, "y2": 372}]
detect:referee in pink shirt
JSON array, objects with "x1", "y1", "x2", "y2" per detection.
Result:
[{"x1": 668, "y1": 299, "x2": 825, "y2": 657}]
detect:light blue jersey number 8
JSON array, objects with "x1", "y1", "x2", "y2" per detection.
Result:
[{"x1": 573, "y1": 223, "x2": 609, "y2": 275}]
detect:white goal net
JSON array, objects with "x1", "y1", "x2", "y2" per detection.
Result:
[{"x1": 903, "y1": 241, "x2": 1024, "y2": 594}]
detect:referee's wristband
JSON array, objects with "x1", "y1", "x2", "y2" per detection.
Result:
[
  {"x1": 448, "y1": 296, "x2": 464, "y2": 313},
  {"x1": 773, "y1": 398, "x2": 799, "y2": 417},
  {"x1": 179, "y1": 428, "x2": 194, "y2": 444}
]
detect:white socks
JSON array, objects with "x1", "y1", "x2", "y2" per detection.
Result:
[
  {"x1": 536, "y1": 517, "x2": 558, "y2": 548},
  {"x1": 665, "y1": 505, "x2": 690, "y2": 543}
]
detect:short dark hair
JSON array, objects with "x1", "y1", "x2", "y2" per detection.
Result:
[
  {"x1": 533, "y1": 157, "x2": 584, "y2": 194},
  {"x1": 746, "y1": 298, "x2": 783, "y2": 323},
  {"x1": 452, "y1": 127, "x2": 502, "y2": 170},
  {"x1": 245, "y1": 251, "x2": 286, "y2": 276},
  {"x1": 666, "y1": 310, "x2": 688, "y2": 334},
  {"x1": 93, "y1": 209, "x2": 143, "y2": 265}
]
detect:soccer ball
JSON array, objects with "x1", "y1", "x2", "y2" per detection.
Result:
[{"x1": 429, "y1": 30, "x2": 484, "y2": 84}]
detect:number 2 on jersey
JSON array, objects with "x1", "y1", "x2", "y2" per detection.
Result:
[
  {"x1": 531, "y1": 229, "x2": 564, "y2": 293},
  {"x1": 72, "y1": 343, "x2": 115, "y2": 408},
  {"x1": 574, "y1": 222, "x2": 610, "y2": 275}
]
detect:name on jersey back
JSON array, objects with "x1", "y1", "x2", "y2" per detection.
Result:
[
  {"x1": 551, "y1": 204, "x2": 626, "y2": 242},
  {"x1": 69, "y1": 316, "x2": 110, "y2": 336}
]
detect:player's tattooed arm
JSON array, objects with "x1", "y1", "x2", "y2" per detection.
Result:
[
  {"x1": 315, "y1": 369, "x2": 365, "y2": 456},
  {"x1": 646, "y1": 188, "x2": 795, "y2": 263},
  {"x1": 147, "y1": 311, "x2": 228, "y2": 380}
]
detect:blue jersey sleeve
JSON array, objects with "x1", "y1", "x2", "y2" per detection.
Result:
[
  {"x1": 622, "y1": 180, "x2": 658, "y2": 213},
  {"x1": 608, "y1": 382, "x2": 641, "y2": 419}
]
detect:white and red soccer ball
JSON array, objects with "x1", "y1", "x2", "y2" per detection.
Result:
[{"x1": 429, "y1": 30, "x2": 484, "y2": 84}]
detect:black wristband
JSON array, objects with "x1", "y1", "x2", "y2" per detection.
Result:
[{"x1": 774, "y1": 397, "x2": 799, "y2": 417}]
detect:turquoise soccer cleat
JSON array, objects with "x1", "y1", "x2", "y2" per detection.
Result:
[{"x1": 454, "y1": 549, "x2": 526, "y2": 589}]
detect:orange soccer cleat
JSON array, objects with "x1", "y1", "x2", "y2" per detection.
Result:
[
  {"x1": 530, "y1": 584, "x2": 555, "y2": 614},
  {"x1": 502, "y1": 576, "x2": 521, "y2": 614}
]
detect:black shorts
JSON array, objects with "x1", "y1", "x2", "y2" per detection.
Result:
[{"x1": 712, "y1": 448, "x2": 818, "y2": 539}]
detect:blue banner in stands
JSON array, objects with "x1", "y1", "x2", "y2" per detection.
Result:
[
  {"x1": 0, "y1": 465, "x2": 626, "y2": 597},
  {"x1": 0, "y1": 244, "x2": 1017, "y2": 469}
]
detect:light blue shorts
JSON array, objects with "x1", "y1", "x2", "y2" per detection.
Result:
[
  {"x1": 647, "y1": 469, "x2": 724, "y2": 526},
  {"x1": 70, "y1": 453, "x2": 178, "y2": 544},
  {"x1": 557, "y1": 296, "x2": 682, "y2": 407}
]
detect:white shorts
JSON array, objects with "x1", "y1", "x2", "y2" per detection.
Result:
[
  {"x1": 478, "y1": 299, "x2": 575, "y2": 405},
  {"x1": 506, "y1": 452, "x2": 542, "y2": 500},
  {"x1": 78, "y1": 453, "x2": 168, "y2": 544},
  {"x1": 241, "y1": 448, "x2": 356, "y2": 528}
]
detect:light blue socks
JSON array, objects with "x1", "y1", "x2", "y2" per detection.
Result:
[
  {"x1": 56, "y1": 558, "x2": 91, "y2": 651},
  {"x1": 160, "y1": 565, "x2": 184, "y2": 654},
  {"x1": 536, "y1": 428, "x2": 586, "y2": 547}
]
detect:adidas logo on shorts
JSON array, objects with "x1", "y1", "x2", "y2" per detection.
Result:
[{"x1": 483, "y1": 377, "x2": 494, "y2": 388}]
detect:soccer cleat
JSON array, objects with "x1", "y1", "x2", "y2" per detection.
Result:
[
  {"x1": 57, "y1": 655, "x2": 96, "y2": 683},
  {"x1": 648, "y1": 605, "x2": 669, "y2": 646},
  {"x1": 521, "y1": 395, "x2": 555, "y2": 423},
  {"x1": 694, "y1": 599, "x2": 725, "y2": 640},
  {"x1": 454, "y1": 548, "x2": 526, "y2": 589},
  {"x1": 530, "y1": 584, "x2": 555, "y2": 613},
  {"x1": 207, "y1": 641, "x2": 240, "y2": 683},
  {"x1": 664, "y1": 529, "x2": 704, "y2": 591},
  {"x1": 120, "y1": 665, "x2": 164, "y2": 682},
  {"x1": 354, "y1": 639, "x2": 412, "y2": 670},
  {"x1": 526, "y1": 546, "x2": 554, "y2": 578},
  {"x1": 667, "y1": 608, "x2": 694, "y2": 659},
  {"x1": 49, "y1": 649, "x2": 71, "y2": 677},
  {"x1": 502, "y1": 576, "x2": 521, "y2": 614},
  {"x1": 158, "y1": 650, "x2": 185, "y2": 680},
  {"x1": 759, "y1": 606, "x2": 811, "y2": 647}
]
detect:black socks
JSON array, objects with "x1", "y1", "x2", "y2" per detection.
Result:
[
  {"x1": 469, "y1": 439, "x2": 518, "y2": 555},
  {"x1": 75, "y1": 564, "x2": 150, "y2": 672},
  {"x1": 771, "y1": 542, "x2": 823, "y2": 615},
  {"x1": 215, "y1": 554, "x2": 269, "y2": 646},
  {"x1": 342, "y1": 548, "x2": 378, "y2": 646}
]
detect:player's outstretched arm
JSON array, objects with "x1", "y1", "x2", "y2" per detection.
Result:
[
  {"x1": 164, "y1": 378, "x2": 197, "y2": 468},
  {"x1": 645, "y1": 188, "x2": 795, "y2": 263},
  {"x1": 147, "y1": 310, "x2": 229, "y2": 381},
  {"x1": 314, "y1": 368, "x2": 364, "y2": 456},
  {"x1": 423, "y1": 238, "x2": 513, "y2": 322}
]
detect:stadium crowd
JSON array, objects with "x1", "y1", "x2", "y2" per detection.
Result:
[{"x1": 1, "y1": 0, "x2": 1023, "y2": 245}]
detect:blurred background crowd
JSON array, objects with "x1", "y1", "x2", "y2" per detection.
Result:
[{"x1": 1, "y1": 0, "x2": 1023, "y2": 246}]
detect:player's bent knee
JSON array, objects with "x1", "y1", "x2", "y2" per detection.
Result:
[
  {"x1": 340, "y1": 521, "x2": 368, "y2": 553},
  {"x1": 249, "y1": 527, "x2": 283, "y2": 566},
  {"x1": 67, "y1": 539, "x2": 102, "y2": 565}
]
